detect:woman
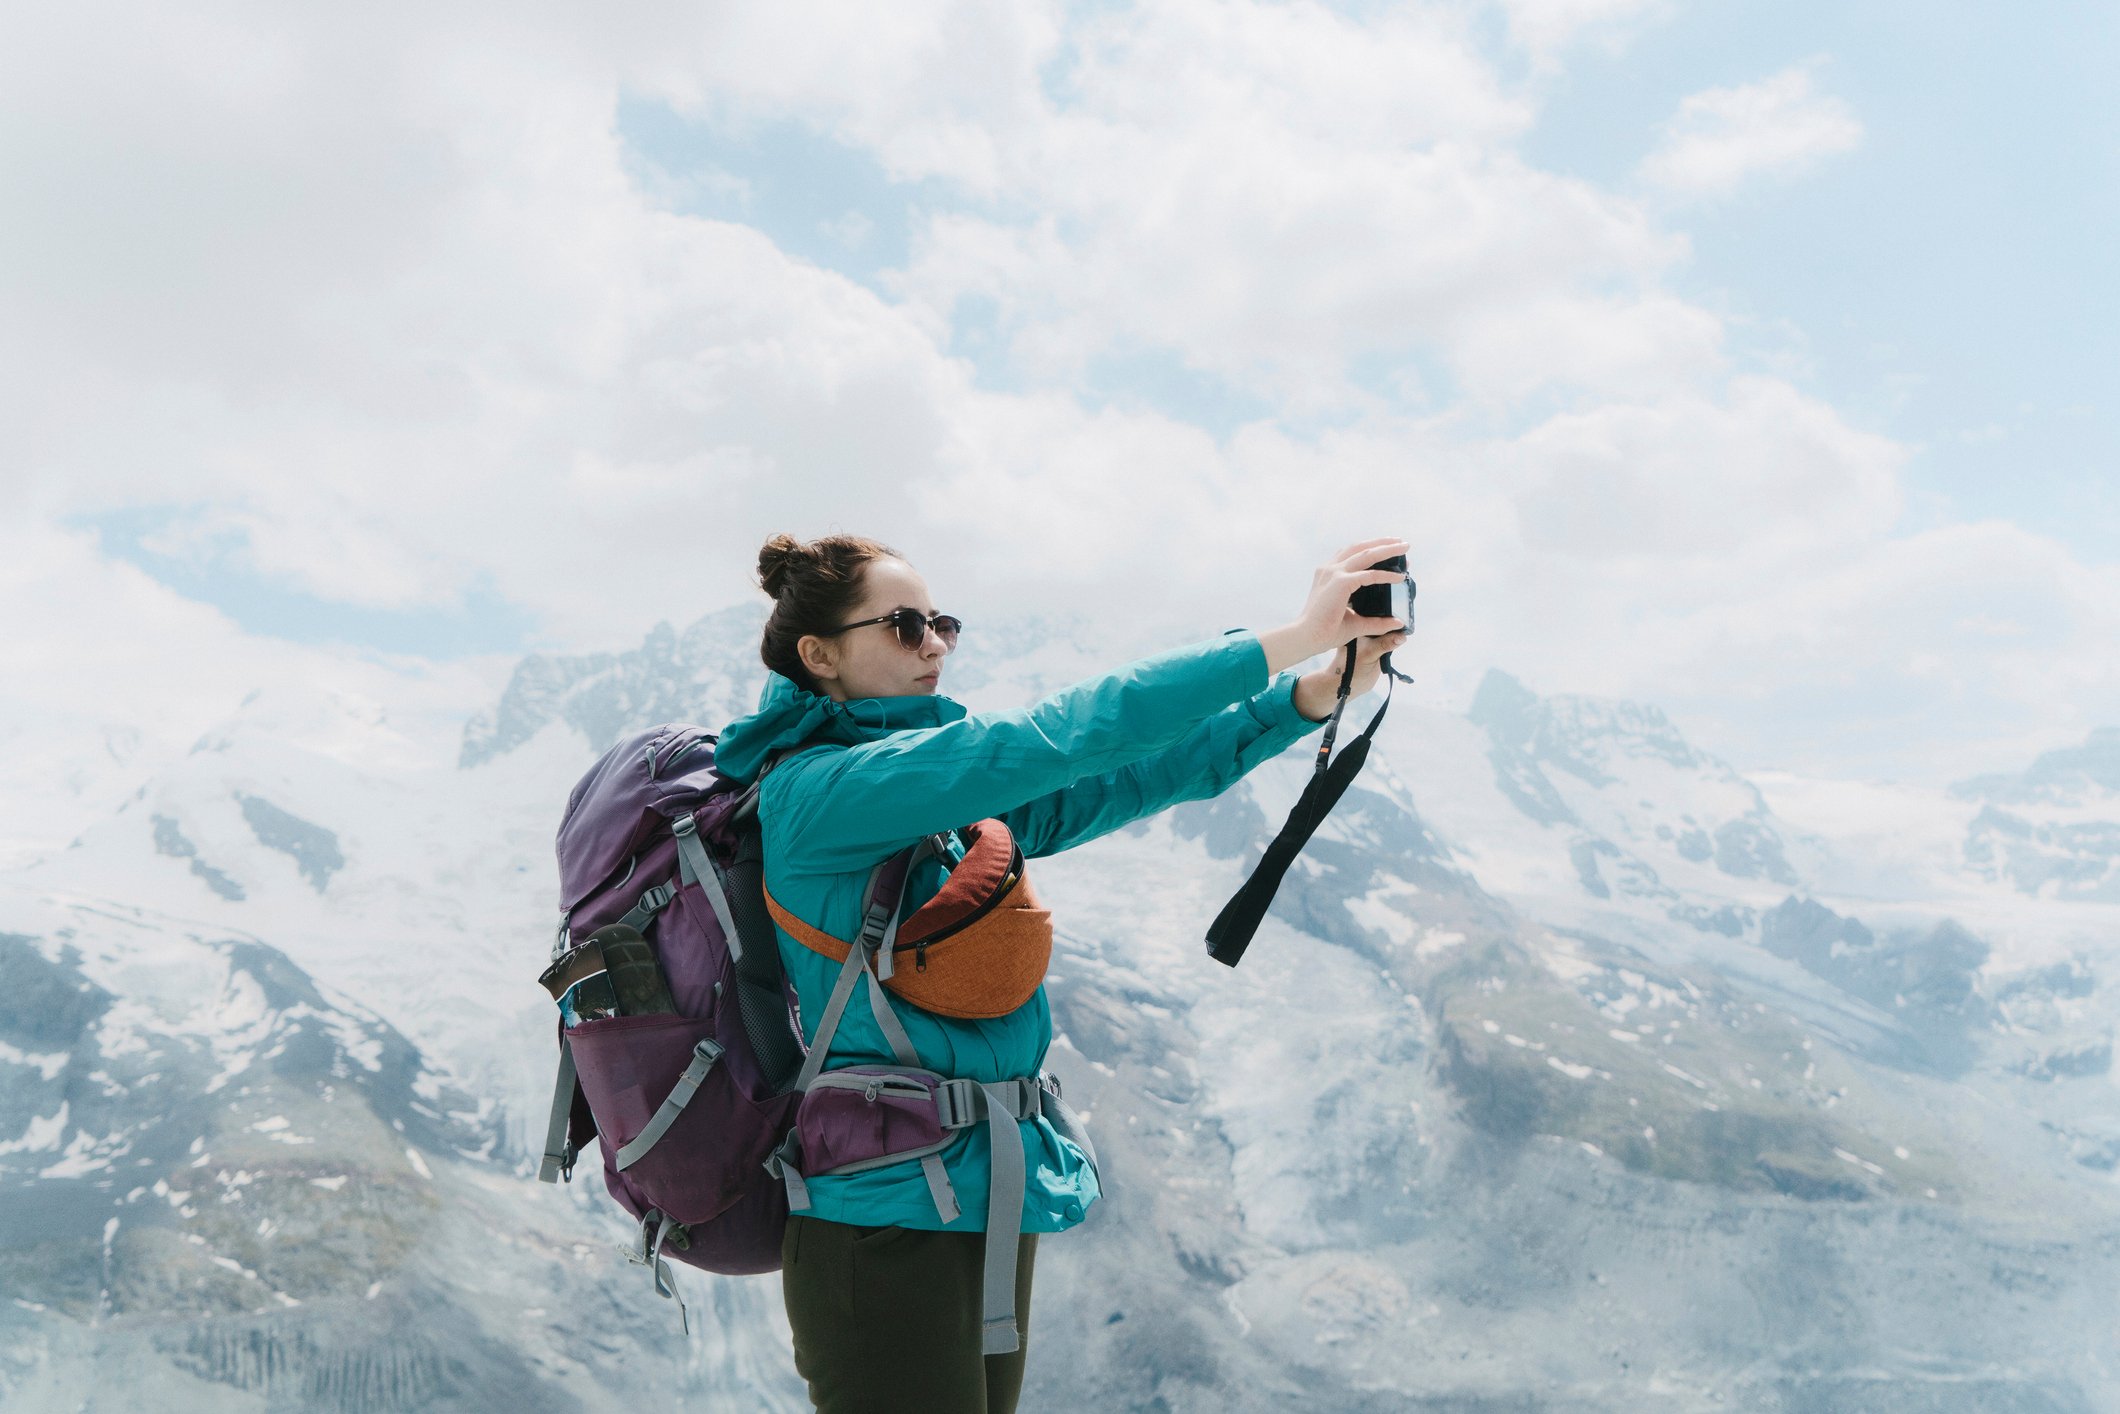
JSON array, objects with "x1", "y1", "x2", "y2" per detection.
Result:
[{"x1": 713, "y1": 532, "x2": 1410, "y2": 1414}]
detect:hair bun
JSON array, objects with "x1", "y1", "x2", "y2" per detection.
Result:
[{"x1": 757, "y1": 533, "x2": 808, "y2": 599}]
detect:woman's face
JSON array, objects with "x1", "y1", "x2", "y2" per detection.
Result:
[{"x1": 796, "y1": 557, "x2": 952, "y2": 702}]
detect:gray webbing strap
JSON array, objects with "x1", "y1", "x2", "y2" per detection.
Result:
[
  {"x1": 850, "y1": 894, "x2": 966, "y2": 1222},
  {"x1": 975, "y1": 1081, "x2": 1029, "y2": 1355},
  {"x1": 792, "y1": 854, "x2": 913, "y2": 1093},
  {"x1": 671, "y1": 815, "x2": 742, "y2": 963},
  {"x1": 795, "y1": 932, "x2": 880, "y2": 1094},
  {"x1": 616, "y1": 882, "x2": 677, "y2": 934},
  {"x1": 615, "y1": 1037, "x2": 724, "y2": 1171},
  {"x1": 630, "y1": 1210, "x2": 689, "y2": 1335},
  {"x1": 862, "y1": 836, "x2": 938, "y2": 985},
  {"x1": 537, "y1": 1038, "x2": 578, "y2": 1184},
  {"x1": 767, "y1": 1130, "x2": 814, "y2": 1211},
  {"x1": 863, "y1": 966, "x2": 920, "y2": 1068}
]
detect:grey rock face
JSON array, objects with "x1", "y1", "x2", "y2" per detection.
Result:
[
  {"x1": 459, "y1": 605, "x2": 768, "y2": 767},
  {"x1": 1711, "y1": 816, "x2": 1796, "y2": 885},
  {"x1": 1964, "y1": 806, "x2": 2120, "y2": 900},
  {"x1": 1466, "y1": 670, "x2": 1799, "y2": 912},
  {"x1": 1953, "y1": 728, "x2": 2120, "y2": 900},
  {"x1": 1759, "y1": 897, "x2": 1992, "y2": 1075},
  {"x1": 1471, "y1": 669, "x2": 1714, "y2": 782},
  {"x1": 235, "y1": 794, "x2": 345, "y2": 892},
  {"x1": 150, "y1": 814, "x2": 246, "y2": 901},
  {"x1": 0, "y1": 932, "x2": 111, "y2": 1051},
  {"x1": 1953, "y1": 725, "x2": 2120, "y2": 804}
]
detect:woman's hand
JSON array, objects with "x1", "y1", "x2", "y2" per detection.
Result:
[
  {"x1": 1292, "y1": 628, "x2": 1410, "y2": 721},
  {"x1": 1258, "y1": 538, "x2": 1409, "y2": 676}
]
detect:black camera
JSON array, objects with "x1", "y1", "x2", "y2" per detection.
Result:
[{"x1": 1349, "y1": 554, "x2": 1415, "y2": 629}]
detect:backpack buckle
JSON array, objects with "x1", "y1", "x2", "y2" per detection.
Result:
[{"x1": 934, "y1": 1078, "x2": 978, "y2": 1130}]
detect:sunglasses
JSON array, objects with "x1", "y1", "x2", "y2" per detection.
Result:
[{"x1": 822, "y1": 607, "x2": 962, "y2": 651}]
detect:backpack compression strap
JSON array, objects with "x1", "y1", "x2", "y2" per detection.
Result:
[{"x1": 1205, "y1": 647, "x2": 1406, "y2": 967}]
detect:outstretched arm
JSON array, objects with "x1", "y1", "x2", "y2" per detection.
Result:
[
  {"x1": 769, "y1": 632, "x2": 1274, "y2": 873},
  {"x1": 1000, "y1": 624, "x2": 1410, "y2": 857},
  {"x1": 1001, "y1": 665, "x2": 1324, "y2": 858}
]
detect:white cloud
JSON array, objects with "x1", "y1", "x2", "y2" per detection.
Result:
[
  {"x1": 0, "y1": 0, "x2": 2110, "y2": 785},
  {"x1": 876, "y1": 2, "x2": 1666, "y2": 407},
  {"x1": 1498, "y1": 376, "x2": 1905, "y2": 568},
  {"x1": 1639, "y1": 62, "x2": 1864, "y2": 199},
  {"x1": 1493, "y1": 0, "x2": 1674, "y2": 60},
  {"x1": 1642, "y1": 522, "x2": 2120, "y2": 777}
]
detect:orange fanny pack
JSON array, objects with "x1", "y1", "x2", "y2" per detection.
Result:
[{"x1": 764, "y1": 818, "x2": 1053, "y2": 1020}]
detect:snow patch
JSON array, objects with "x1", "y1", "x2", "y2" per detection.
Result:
[
  {"x1": 0, "y1": 1101, "x2": 69, "y2": 1154},
  {"x1": 0, "y1": 1036, "x2": 70, "y2": 1080}
]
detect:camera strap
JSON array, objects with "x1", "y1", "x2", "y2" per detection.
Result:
[{"x1": 1205, "y1": 647, "x2": 1408, "y2": 968}]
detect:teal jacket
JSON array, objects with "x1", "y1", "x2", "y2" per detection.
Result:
[{"x1": 714, "y1": 629, "x2": 1325, "y2": 1234}]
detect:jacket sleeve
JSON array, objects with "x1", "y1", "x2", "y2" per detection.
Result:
[
  {"x1": 768, "y1": 632, "x2": 1274, "y2": 874},
  {"x1": 1000, "y1": 669, "x2": 1324, "y2": 858}
]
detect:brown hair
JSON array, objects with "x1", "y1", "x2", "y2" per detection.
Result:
[{"x1": 757, "y1": 532, "x2": 902, "y2": 692}]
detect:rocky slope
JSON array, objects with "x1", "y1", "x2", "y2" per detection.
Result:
[{"x1": 4, "y1": 606, "x2": 2117, "y2": 1411}]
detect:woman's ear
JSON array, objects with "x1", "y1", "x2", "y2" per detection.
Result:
[{"x1": 796, "y1": 633, "x2": 839, "y2": 684}]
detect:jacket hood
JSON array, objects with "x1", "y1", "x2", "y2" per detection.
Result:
[{"x1": 716, "y1": 671, "x2": 968, "y2": 785}]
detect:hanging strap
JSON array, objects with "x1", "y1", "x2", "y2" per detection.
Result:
[
  {"x1": 765, "y1": 1128, "x2": 813, "y2": 1211},
  {"x1": 537, "y1": 1037, "x2": 580, "y2": 1184},
  {"x1": 628, "y1": 1209, "x2": 690, "y2": 1335},
  {"x1": 971, "y1": 1081, "x2": 1030, "y2": 1355},
  {"x1": 1206, "y1": 650, "x2": 1402, "y2": 968}
]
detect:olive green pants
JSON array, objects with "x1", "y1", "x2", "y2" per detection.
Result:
[{"x1": 781, "y1": 1215, "x2": 1038, "y2": 1414}]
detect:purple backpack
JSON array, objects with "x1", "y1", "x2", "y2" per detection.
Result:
[
  {"x1": 536, "y1": 725, "x2": 793, "y2": 1309},
  {"x1": 535, "y1": 724, "x2": 1077, "y2": 1350}
]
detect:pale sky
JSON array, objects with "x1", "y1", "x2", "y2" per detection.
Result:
[{"x1": 3, "y1": 0, "x2": 2114, "y2": 785}]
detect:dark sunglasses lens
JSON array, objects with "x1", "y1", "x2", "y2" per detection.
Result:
[{"x1": 887, "y1": 609, "x2": 962, "y2": 649}]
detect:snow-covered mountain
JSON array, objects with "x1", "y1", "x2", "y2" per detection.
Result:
[
  {"x1": 6, "y1": 605, "x2": 2118, "y2": 1411},
  {"x1": 1955, "y1": 727, "x2": 2120, "y2": 902}
]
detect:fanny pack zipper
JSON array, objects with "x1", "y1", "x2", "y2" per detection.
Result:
[{"x1": 895, "y1": 841, "x2": 1026, "y2": 960}]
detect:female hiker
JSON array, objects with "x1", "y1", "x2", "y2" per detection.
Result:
[{"x1": 711, "y1": 531, "x2": 1410, "y2": 1414}]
